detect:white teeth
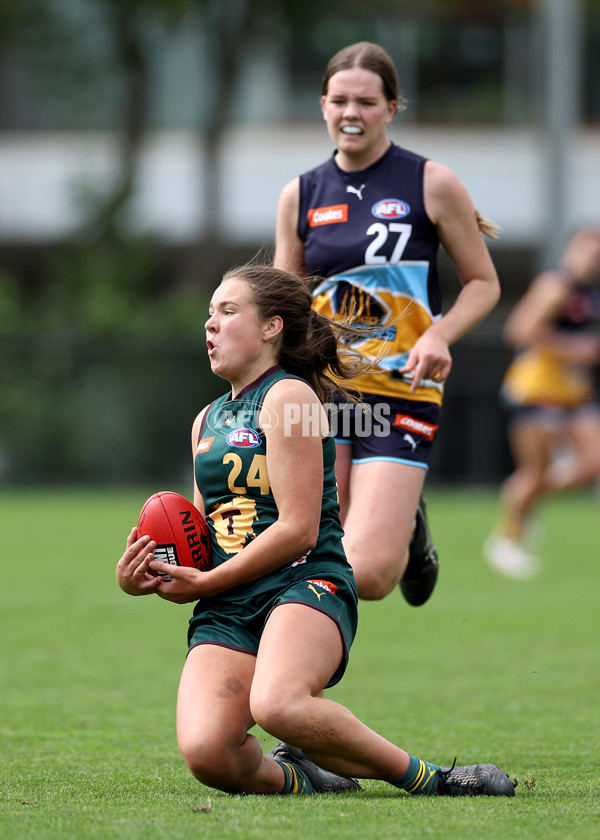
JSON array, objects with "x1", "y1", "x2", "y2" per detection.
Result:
[{"x1": 341, "y1": 126, "x2": 362, "y2": 134}]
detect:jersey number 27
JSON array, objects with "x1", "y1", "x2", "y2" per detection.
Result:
[{"x1": 365, "y1": 223, "x2": 412, "y2": 265}]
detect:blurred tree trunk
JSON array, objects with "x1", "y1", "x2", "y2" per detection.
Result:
[
  {"x1": 83, "y1": 0, "x2": 190, "y2": 241},
  {"x1": 85, "y1": 4, "x2": 150, "y2": 241},
  {"x1": 179, "y1": 0, "x2": 262, "y2": 287}
]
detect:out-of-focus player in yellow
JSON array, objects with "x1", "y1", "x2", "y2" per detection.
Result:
[{"x1": 485, "y1": 227, "x2": 600, "y2": 579}]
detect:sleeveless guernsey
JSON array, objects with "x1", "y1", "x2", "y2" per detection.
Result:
[
  {"x1": 298, "y1": 143, "x2": 443, "y2": 404},
  {"x1": 194, "y1": 366, "x2": 349, "y2": 591}
]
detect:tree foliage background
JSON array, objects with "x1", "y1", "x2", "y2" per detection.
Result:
[{"x1": 0, "y1": 0, "x2": 595, "y2": 482}]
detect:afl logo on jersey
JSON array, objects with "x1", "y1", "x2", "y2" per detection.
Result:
[
  {"x1": 371, "y1": 199, "x2": 410, "y2": 220},
  {"x1": 227, "y1": 428, "x2": 261, "y2": 448}
]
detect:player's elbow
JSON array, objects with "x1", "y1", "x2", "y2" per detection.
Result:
[
  {"x1": 306, "y1": 529, "x2": 319, "y2": 552},
  {"x1": 481, "y1": 273, "x2": 501, "y2": 313},
  {"x1": 285, "y1": 520, "x2": 319, "y2": 556},
  {"x1": 503, "y1": 320, "x2": 538, "y2": 350},
  {"x1": 297, "y1": 525, "x2": 319, "y2": 554},
  {"x1": 278, "y1": 507, "x2": 320, "y2": 555},
  {"x1": 490, "y1": 277, "x2": 501, "y2": 308}
]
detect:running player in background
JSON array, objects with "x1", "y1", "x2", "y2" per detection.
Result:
[
  {"x1": 485, "y1": 226, "x2": 600, "y2": 579},
  {"x1": 274, "y1": 41, "x2": 501, "y2": 606},
  {"x1": 116, "y1": 263, "x2": 516, "y2": 798}
]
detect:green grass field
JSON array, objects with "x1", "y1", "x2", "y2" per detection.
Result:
[{"x1": 1, "y1": 486, "x2": 599, "y2": 839}]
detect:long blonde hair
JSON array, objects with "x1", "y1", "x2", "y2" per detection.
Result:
[{"x1": 476, "y1": 211, "x2": 500, "y2": 240}]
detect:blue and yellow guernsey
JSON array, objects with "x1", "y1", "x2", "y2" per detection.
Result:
[
  {"x1": 298, "y1": 143, "x2": 443, "y2": 404},
  {"x1": 194, "y1": 366, "x2": 350, "y2": 593},
  {"x1": 502, "y1": 279, "x2": 600, "y2": 409}
]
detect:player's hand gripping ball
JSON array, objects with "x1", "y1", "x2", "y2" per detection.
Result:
[{"x1": 137, "y1": 491, "x2": 212, "y2": 577}]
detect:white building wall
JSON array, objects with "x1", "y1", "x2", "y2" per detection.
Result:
[{"x1": 1, "y1": 126, "x2": 599, "y2": 245}]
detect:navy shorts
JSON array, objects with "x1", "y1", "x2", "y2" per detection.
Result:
[
  {"x1": 326, "y1": 393, "x2": 441, "y2": 470},
  {"x1": 506, "y1": 401, "x2": 600, "y2": 430}
]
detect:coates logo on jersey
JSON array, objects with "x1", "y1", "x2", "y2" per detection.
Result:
[
  {"x1": 371, "y1": 199, "x2": 410, "y2": 220},
  {"x1": 227, "y1": 428, "x2": 261, "y2": 448},
  {"x1": 196, "y1": 436, "x2": 215, "y2": 454},
  {"x1": 308, "y1": 204, "x2": 348, "y2": 227}
]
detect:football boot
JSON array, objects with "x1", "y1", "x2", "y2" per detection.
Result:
[
  {"x1": 268, "y1": 742, "x2": 362, "y2": 793},
  {"x1": 400, "y1": 495, "x2": 440, "y2": 606},
  {"x1": 434, "y1": 760, "x2": 517, "y2": 796}
]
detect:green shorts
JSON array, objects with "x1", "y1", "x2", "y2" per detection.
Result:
[{"x1": 187, "y1": 564, "x2": 358, "y2": 688}]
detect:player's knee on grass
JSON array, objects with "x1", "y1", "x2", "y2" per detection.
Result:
[{"x1": 178, "y1": 730, "x2": 243, "y2": 791}]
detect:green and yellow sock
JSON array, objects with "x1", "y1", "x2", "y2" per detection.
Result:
[
  {"x1": 274, "y1": 759, "x2": 315, "y2": 795},
  {"x1": 391, "y1": 755, "x2": 439, "y2": 795}
]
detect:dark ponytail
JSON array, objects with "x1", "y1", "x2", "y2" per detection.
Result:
[{"x1": 222, "y1": 264, "x2": 373, "y2": 402}]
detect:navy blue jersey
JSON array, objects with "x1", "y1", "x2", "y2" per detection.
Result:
[
  {"x1": 298, "y1": 143, "x2": 443, "y2": 402},
  {"x1": 556, "y1": 279, "x2": 600, "y2": 334}
]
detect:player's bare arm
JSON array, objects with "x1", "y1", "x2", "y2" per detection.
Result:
[
  {"x1": 401, "y1": 161, "x2": 501, "y2": 391},
  {"x1": 423, "y1": 160, "x2": 501, "y2": 342},
  {"x1": 503, "y1": 272, "x2": 568, "y2": 348},
  {"x1": 274, "y1": 177, "x2": 306, "y2": 276},
  {"x1": 191, "y1": 406, "x2": 209, "y2": 515},
  {"x1": 506, "y1": 274, "x2": 600, "y2": 362}
]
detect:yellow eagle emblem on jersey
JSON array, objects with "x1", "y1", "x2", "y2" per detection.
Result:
[{"x1": 209, "y1": 496, "x2": 259, "y2": 555}]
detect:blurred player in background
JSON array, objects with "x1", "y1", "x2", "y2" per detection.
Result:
[
  {"x1": 274, "y1": 41, "x2": 500, "y2": 607},
  {"x1": 485, "y1": 227, "x2": 600, "y2": 579}
]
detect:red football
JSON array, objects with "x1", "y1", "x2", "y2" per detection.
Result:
[{"x1": 137, "y1": 491, "x2": 212, "y2": 576}]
